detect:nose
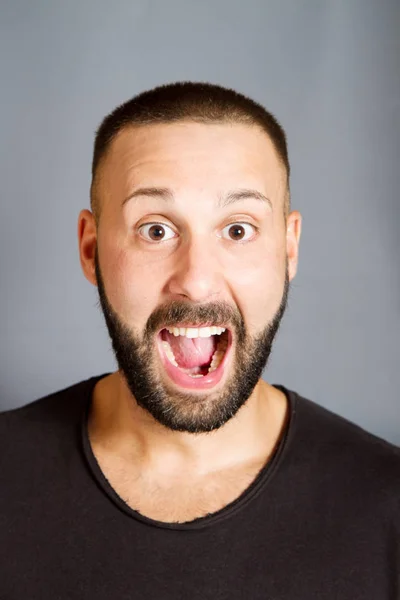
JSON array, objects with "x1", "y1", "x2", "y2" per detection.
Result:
[{"x1": 165, "y1": 236, "x2": 221, "y2": 302}]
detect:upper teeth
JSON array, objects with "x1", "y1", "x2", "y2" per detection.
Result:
[{"x1": 166, "y1": 326, "x2": 226, "y2": 338}]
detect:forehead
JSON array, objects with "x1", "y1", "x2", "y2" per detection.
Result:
[{"x1": 99, "y1": 121, "x2": 286, "y2": 202}]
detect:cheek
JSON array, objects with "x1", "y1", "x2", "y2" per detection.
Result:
[
  {"x1": 100, "y1": 246, "x2": 163, "y2": 325},
  {"x1": 223, "y1": 245, "x2": 286, "y2": 329}
]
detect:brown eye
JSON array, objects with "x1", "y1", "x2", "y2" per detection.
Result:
[
  {"x1": 139, "y1": 223, "x2": 176, "y2": 242},
  {"x1": 221, "y1": 222, "x2": 257, "y2": 242},
  {"x1": 229, "y1": 225, "x2": 245, "y2": 240},
  {"x1": 148, "y1": 225, "x2": 165, "y2": 240}
]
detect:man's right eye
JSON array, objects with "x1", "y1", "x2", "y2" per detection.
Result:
[{"x1": 138, "y1": 223, "x2": 177, "y2": 242}]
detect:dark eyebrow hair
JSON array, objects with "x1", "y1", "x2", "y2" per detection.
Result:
[
  {"x1": 122, "y1": 187, "x2": 174, "y2": 206},
  {"x1": 122, "y1": 187, "x2": 272, "y2": 210},
  {"x1": 217, "y1": 189, "x2": 272, "y2": 210}
]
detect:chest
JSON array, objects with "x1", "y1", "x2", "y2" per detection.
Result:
[{"x1": 2, "y1": 483, "x2": 392, "y2": 600}]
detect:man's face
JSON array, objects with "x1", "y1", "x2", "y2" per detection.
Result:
[{"x1": 90, "y1": 122, "x2": 298, "y2": 433}]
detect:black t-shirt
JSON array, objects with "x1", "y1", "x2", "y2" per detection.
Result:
[{"x1": 0, "y1": 374, "x2": 399, "y2": 599}]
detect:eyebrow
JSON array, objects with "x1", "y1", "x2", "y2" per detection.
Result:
[
  {"x1": 122, "y1": 187, "x2": 174, "y2": 206},
  {"x1": 122, "y1": 187, "x2": 272, "y2": 210},
  {"x1": 217, "y1": 189, "x2": 272, "y2": 210}
]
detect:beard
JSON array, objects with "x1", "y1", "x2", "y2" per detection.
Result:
[{"x1": 94, "y1": 250, "x2": 290, "y2": 434}]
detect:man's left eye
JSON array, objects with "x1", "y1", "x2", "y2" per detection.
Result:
[{"x1": 220, "y1": 223, "x2": 257, "y2": 242}]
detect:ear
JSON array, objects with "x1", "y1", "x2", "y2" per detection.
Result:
[
  {"x1": 286, "y1": 210, "x2": 302, "y2": 282},
  {"x1": 77, "y1": 209, "x2": 97, "y2": 286}
]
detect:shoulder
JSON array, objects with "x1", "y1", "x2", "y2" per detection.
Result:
[
  {"x1": 282, "y1": 386, "x2": 400, "y2": 516},
  {"x1": 292, "y1": 389, "x2": 400, "y2": 462},
  {"x1": 0, "y1": 375, "x2": 103, "y2": 465},
  {"x1": 0, "y1": 376, "x2": 96, "y2": 426}
]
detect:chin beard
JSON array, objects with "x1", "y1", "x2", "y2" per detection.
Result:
[{"x1": 94, "y1": 250, "x2": 290, "y2": 434}]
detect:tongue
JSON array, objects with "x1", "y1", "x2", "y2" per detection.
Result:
[{"x1": 164, "y1": 331, "x2": 216, "y2": 369}]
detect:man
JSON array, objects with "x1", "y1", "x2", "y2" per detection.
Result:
[{"x1": 0, "y1": 82, "x2": 398, "y2": 599}]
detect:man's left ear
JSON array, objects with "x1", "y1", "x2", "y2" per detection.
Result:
[{"x1": 286, "y1": 210, "x2": 302, "y2": 282}]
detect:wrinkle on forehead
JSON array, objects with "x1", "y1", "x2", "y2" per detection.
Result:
[{"x1": 94, "y1": 122, "x2": 288, "y2": 218}]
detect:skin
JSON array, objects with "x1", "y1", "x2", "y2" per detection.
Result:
[{"x1": 78, "y1": 121, "x2": 302, "y2": 521}]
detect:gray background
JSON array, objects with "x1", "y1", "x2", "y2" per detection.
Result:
[{"x1": 0, "y1": 0, "x2": 399, "y2": 444}]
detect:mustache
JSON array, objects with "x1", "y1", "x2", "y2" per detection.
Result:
[{"x1": 145, "y1": 300, "x2": 245, "y2": 338}]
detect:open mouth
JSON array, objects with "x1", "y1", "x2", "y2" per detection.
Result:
[{"x1": 157, "y1": 325, "x2": 232, "y2": 390}]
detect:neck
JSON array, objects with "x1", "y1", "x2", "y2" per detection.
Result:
[{"x1": 89, "y1": 371, "x2": 288, "y2": 477}]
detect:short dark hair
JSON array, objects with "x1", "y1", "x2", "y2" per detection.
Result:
[{"x1": 91, "y1": 81, "x2": 290, "y2": 220}]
